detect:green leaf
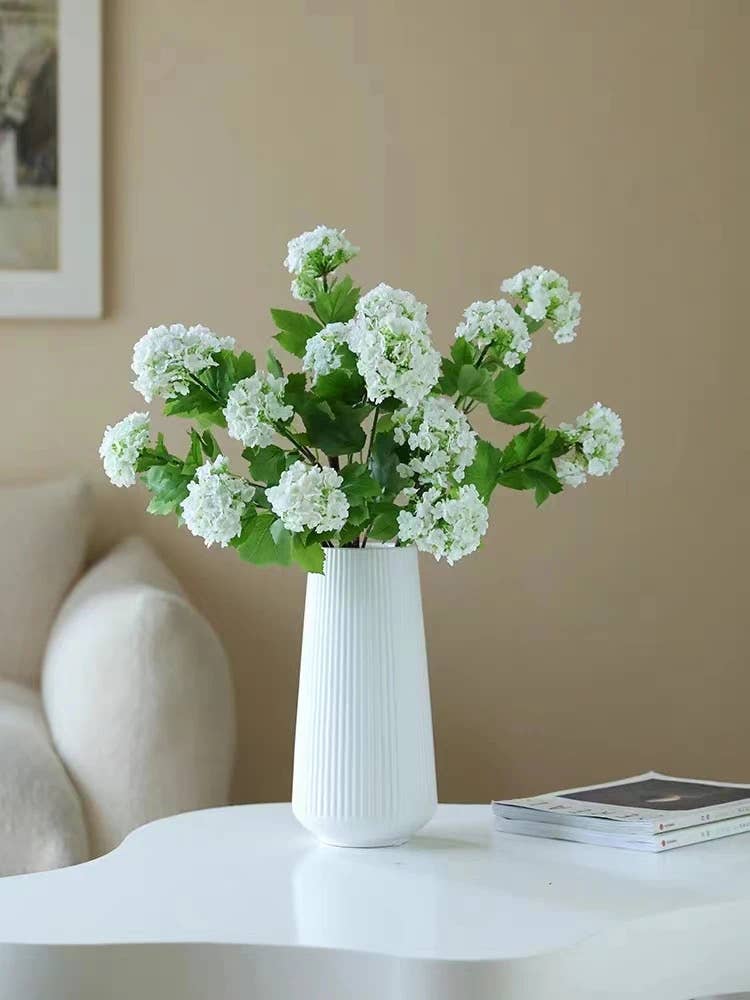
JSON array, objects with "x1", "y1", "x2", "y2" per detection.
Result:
[
  {"x1": 200, "y1": 349, "x2": 243, "y2": 404},
  {"x1": 283, "y1": 371, "x2": 308, "y2": 409},
  {"x1": 235, "y1": 512, "x2": 292, "y2": 566},
  {"x1": 451, "y1": 337, "x2": 476, "y2": 367},
  {"x1": 183, "y1": 429, "x2": 204, "y2": 473},
  {"x1": 314, "y1": 275, "x2": 360, "y2": 325},
  {"x1": 234, "y1": 351, "x2": 257, "y2": 381},
  {"x1": 368, "y1": 507, "x2": 400, "y2": 541},
  {"x1": 299, "y1": 400, "x2": 366, "y2": 456},
  {"x1": 270, "y1": 309, "x2": 322, "y2": 358},
  {"x1": 437, "y1": 356, "x2": 459, "y2": 396},
  {"x1": 527, "y1": 468, "x2": 563, "y2": 506},
  {"x1": 501, "y1": 421, "x2": 546, "y2": 465},
  {"x1": 313, "y1": 363, "x2": 366, "y2": 404},
  {"x1": 141, "y1": 464, "x2": 193, "y2": 516},
  {"x1": 501, "y1": 422, "x2": 566, "y2": 467},
  {"x1": 495, "y1": 422, "x2": 564, "y2": 504},
  {"x1": 200, "y1": 429, "x2": 221, "y2": 460},
  {"x1": 248, "y1": 445, "x2": 288, "y2": 485},
  {"x1": 487, "y1": 369, "x2": 546, "y2": 425},
  {"x1": 341, "y1": 463, "x2": 381, "y2": 502},
  {"x1": 369, "y1": 430, "x2": 404, "y2": 493},
  {"x1": 267, "y1": 349, "x2": 283, "y2": 378},
  {"x1": 292, "y1": 536, "x2": 325, "y2": 573},
  {"x1": 163, "y1": 386, "x2": 225, "y2": 425},
  {"x1": 457, "y1": 364, "x2": 493, "y2": 403},
  {"x1": 464, "y1": 439, "x2": 503, "y2": 503},
  {"x1": 136, "y1": 434, "x2": 173, "y2": 473}
]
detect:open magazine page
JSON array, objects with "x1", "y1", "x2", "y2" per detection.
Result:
[{"x1": 493, "y1": 772, "x2": 750, "y2": 834}]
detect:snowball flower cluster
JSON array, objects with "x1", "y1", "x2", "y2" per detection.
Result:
[
  {"x1": 348, "y1": 284, "x2": 441, "y2": 408},
  {"x1": 132, "y1": 324, "x2": 235, "y2": 403},
  {"x1": 302, "y1": 322, "x2": 351, "y2": 382},
  {"x1": 393, "y1": 396, "x2": 477, "y2": 490},
  {"x1": 555, "y1": 402, "x2": 624, "y2": 488},
  {"x1": 99, "y1": 411, "x2": 150, "y2": 488},
  {"x1": 284, "y1": 226, "x2": 358, "y2": 301},
  {"x1": 181, "y1": 456, "x2": 254, "y2": 548},
  {"x1": 267, "y1": 461, "x2": 349, "y2": 535},
  {"x1": 397, "y1": 484, "x2": 489, "y2": 565},
  {"x1": 501, "y1": 266, "x2": 581, "y2": 344},
  {"x1": 224, "y1": 372, "x2": 293, "y2": 448},
  {"x1": 455, "y1": 299, "x2": 532, "y2": 368}
]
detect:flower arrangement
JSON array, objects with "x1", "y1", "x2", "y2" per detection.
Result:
[{"x1": 100, "y1": 226, "x2": 623, "y2": 572}]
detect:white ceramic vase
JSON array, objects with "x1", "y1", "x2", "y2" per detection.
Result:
[{"x1": 292, "y1": 544, "x2": 437, "y2": 847}]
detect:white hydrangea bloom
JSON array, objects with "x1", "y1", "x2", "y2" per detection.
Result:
[
  {"x1": 555, "y1": 402, "x2": 624, "y2": 487},
  {"x1": 284, "y1": 226, "x2": 358, "y2": 300},
  {"x1": 348, "y1": 283, "x2": 441, "y2": 408},
  {"x1": 397, "y1": 484, "x2": 489, "y2": 565},
  {"x1": 99, "y1": 411, "x2": 150, "y2": 488},
  {"x1": 290, "y1": 275, "x2": 318, "y2": 303},
  {"x1": 284, "y1": 225, "x2": 358, "y2": 276},
  {"x1": 181, "y1": 456, "x2": 254, "y2": 548},
  {"x1": 224, "y1": 372, "x2": 293, "y2": 449},
  {"x1": 267, "y1": 461, "x2": 349, "y2": 535},
  {"x1": 456, "y1": 299, "x2": 531, "y2": 368},
  {"x1": 302, "y1": 322, "x2": 351, "y2": 382},
  {"x1": 393, "y1": 396, "x2": 477, "y2": 490},
  {"x1": 501, "y1": 266, "x2": 581, "y2": 344},
  {"x1": 553, "y1": 456, "x2": 589, "y2": 489},
  {"x1": 455, "y1": 299, "x2": 532, "y2": 367},
  {"x1": 131, "y1": 323, "x2": 235, "y2": 403}
]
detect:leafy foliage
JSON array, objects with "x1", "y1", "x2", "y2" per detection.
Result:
[
  {"x1": 112, "y1": 239, "x2": 605, "y2": 575},
  {"x1": 271, "y1": 309, "x2": 323, "y2": 358},
  {"x1": 463, "y1": 439, "x2": 503, "y2": 503},
  {"x1": 235, "y1": 512, "x2": 292, "y2": 566},
  {"x1": 369, "y1": 430, "x2": 403, "y2": 493},
  {"x1": 313, "y1": 275, "x2": 360, "y2": 325},
  {"x1": 298, "y1": 398, "x2": 368, "y2": 456},
  {"x1": 496, "y1": 422, "x2": 567, "y2": 505},
  {"x1": 487, "y1": 370, "x2": 546, "y2": 425},
  {"x1": 244, "y1": 444, "x2": 289, "y2": 486}
]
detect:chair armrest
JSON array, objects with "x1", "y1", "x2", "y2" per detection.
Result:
[{"x1": 41, "y1": 538, "x2": 236, "y2": 856}]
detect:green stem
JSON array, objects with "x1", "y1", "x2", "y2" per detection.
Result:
[
  {"x1": 365, "y1": 404, "x2": 380, "y2": 468},
  {"x1": 188, "y1": 373, "x2": 223, "y2": 404},
  {"x1": 276, "y1": 424, "x2": 319, "y2": 466}
]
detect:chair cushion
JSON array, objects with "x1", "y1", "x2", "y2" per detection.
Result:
[
  {"x1": 0, "y1": 680, "x2": 88, "y2": 875},
  {"x1": 0, "y1": 478, "x2": 92, "y2": 686}
]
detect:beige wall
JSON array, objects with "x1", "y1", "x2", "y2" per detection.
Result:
[{"x1": 2, "y1": 0, "x2": 748, "y2": 803}]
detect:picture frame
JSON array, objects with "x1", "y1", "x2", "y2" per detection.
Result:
[{"x1": 0, "y1": 0, "x2": 101, "y2": 318}]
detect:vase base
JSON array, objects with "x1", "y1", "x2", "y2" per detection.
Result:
[{"x1": 318, "y1": 837, "x2": 409, "y2": 849}]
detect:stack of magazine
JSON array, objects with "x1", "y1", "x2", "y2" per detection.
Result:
[{"x1": 492, "y1": 772, "x2": 750, "y2": 852}]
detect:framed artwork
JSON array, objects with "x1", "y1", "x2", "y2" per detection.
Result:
[{"x1": 0, "y1": 0, "x2": 100, "y2": 318}]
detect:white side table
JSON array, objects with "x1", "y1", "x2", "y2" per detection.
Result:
[{"x1": 0, "y1": 803, "x2": 748, "y2": 999}]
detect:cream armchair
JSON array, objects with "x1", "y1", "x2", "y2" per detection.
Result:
[{"x1": 0, "y1": 478, "x2": 235, "y2": 876}]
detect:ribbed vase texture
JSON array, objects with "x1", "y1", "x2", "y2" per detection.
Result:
[{"x1": 292, "y1": 545, "x2": 437, "y2": 847}]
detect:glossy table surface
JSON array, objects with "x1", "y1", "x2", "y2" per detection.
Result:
[{"x1": 1, "y1": 803, "x2": 749, "y2": 999}]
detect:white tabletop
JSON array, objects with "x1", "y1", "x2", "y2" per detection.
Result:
[{"x1": 1, "y1": 803, "x2": 749, "y2": 1000}]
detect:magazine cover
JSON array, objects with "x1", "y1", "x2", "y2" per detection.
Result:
[{"x1": 492, "y1": 772, "x2": 750, "y2": 834}]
